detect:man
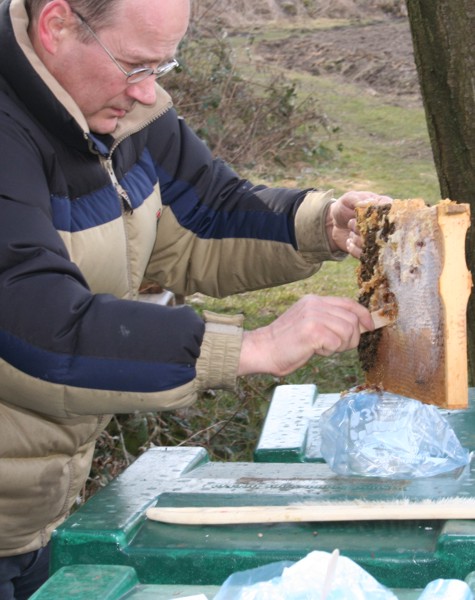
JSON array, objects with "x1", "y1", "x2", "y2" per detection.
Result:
[{"x1": 0, "y1": 0, "x2": 390, "y2": 597}]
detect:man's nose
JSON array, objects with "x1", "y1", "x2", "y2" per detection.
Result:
[{"x1": 125, "y1": 76, "x2": 157, "y2": 105}]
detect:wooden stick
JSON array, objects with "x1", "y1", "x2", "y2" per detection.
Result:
[
  {"x1": 322, "y1": 549, "x2": 340, "y2": 600},
  {"x1": 359, "y1": 309, "x2": 395, "y2": 334},
  {"x1": 146, "y1": 498, "x2": 475, "y2": 525},
  {"x1": 370, "y1": 309, "x2": 394, "y2": 330}
]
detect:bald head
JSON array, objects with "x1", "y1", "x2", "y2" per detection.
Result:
[{"x1": 27, "y1": 0, "x2": 190, "y2": 34}]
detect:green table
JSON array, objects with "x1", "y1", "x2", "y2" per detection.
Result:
[{"x1": 51, "y1": 441, "x2": 475, "y2": 589}]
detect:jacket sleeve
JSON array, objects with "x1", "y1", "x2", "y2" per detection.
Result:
[
  {"x1": 144, "y1": 110, "x2": 346, "y2": 298},
  {"x1": 0, "y1": 105, "x2": 241, "y2": 419}
]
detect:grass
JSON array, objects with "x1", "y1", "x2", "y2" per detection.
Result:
[{"x1": 303, "y1": 78, "x2": 440, "y2": 201}]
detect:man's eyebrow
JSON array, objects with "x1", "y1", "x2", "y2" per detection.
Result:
[
  {"x1": 123, "y1": 53, "x2": 175, "y2": 66},
  {"x1": 117, "y1": 42, "x2": 176, "y2": 65}
]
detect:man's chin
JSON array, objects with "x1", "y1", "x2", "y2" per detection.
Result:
[{"x1": 89, "y1": 117, "x2": 119, "y2": 135}]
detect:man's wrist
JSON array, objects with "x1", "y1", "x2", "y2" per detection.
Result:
[{"x1": 238, "y1": 329, "x2": 271, "y2": 377}]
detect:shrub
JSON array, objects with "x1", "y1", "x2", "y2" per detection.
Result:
[{"x1": 165, "y1": 22, "x2": 331, "y2": 176}]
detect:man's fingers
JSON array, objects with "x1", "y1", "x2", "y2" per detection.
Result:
[
  {"x1": 315, "y1": 296, "x2": 372, "y2": 327},
  {"x1": 298, "y1": 296, "x2": 372, "y2": 355}
]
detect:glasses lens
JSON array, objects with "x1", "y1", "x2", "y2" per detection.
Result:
[
  {"x1": 127, "y1": 68, "x2": 153, "y2": 84},
  {"x1": 126, "y1": 60, "x2": 179, "y2": 84}
]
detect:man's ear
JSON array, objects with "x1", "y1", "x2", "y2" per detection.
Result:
[{"x1": 35, "y1": 0, "x2": 75, "y2": 55}]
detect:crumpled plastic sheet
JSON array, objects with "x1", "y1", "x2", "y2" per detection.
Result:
[
  {"x1": 212, "y1": 550, "x2": 474, "y2": 600},
  {"x1": 213, "y1": 550, "x2": 397, "y2": 600},
  {"x1": 319, "y1": 388, "x2": 471, "y2": 478},
  {"x1": 418, "y1": 579, "x2": 474, "y2": 599}
]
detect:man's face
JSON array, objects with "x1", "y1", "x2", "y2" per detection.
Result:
[{"x1": 49, "y1": 0, "x2": 190, "y2": 134}]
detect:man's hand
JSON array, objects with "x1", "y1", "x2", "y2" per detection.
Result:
[
  {"x1": 238, "y1": 295, "x2": 374, "y2": 377},
  {"x1": 328, "y1": 191, "x2": 392, "y2": 258}
]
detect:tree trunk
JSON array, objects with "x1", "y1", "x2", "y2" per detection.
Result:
[{"x1": 405, "y1": 0, "x2": 475, "y2": 383}]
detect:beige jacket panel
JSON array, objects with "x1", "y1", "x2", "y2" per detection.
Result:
[{"x1": 146, "y1": 188, "x2": 345, "y2": 299}]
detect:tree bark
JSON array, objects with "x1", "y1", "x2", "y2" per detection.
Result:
[{"x1": 405, "y1": 0, "x2": 475, "y2": 383}]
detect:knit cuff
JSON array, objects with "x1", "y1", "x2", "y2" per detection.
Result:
[{"x1": 195, "y1": 310, "x2": 244, "y2": 391}]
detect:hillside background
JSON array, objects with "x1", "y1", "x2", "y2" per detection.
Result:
[{"x1": 191, "y1": 0, "x2": 407, "y2": 22}]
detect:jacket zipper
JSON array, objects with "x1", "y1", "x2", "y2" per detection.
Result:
[
  {"x1": 87, "y1": 99, "x2": 173, "y2": 213},
  {"x1": 103, "y1": 157, "x2": 133, "y2": 213},
  {"x1": 103, "y1": 155, "x2": 134, "y2": 294}
]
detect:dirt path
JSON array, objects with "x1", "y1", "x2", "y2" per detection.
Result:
[
  {"x1": 255, "y1": 19, "x2": 421, "y2": 107},
  {"x1": 193, "y1": 0, "x2": 419, "y2": 107}
]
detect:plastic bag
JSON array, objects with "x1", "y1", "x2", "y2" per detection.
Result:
[
  {"x1": 213, "y1": 551, "x2": 474, "y2": 600},
  {"x1": 320, "y1": 388, "x2": 470, "y2": 478},
  {"x1": 213, "y1": 550, "x2": 398, "y2": 600},
  {"x1": 212, "y1": 560, "x2": 294, "y2": 600},
  {"x1": 417, "y1": 578, "x2": 473, "y2": 599}
]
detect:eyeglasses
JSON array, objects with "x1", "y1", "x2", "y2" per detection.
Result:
[{"x1": 72, "y1": 10, "x2": 179, "y2": 84}]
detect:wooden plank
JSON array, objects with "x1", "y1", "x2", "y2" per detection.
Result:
[
  {"x1": 356, "y1": 199, "x2": 471, "y2": 408},
  {"x1": 147, "y1": 498, "x2": 475, "y2": 524}
]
